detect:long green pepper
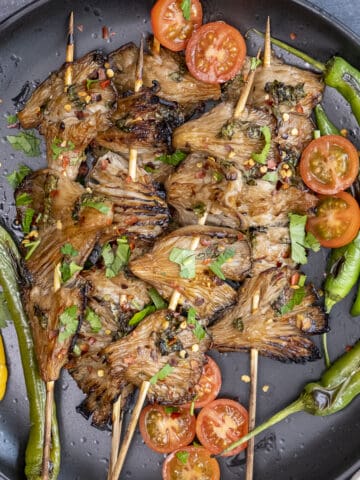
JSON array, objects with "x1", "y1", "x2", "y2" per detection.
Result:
[
  {"x1": 222, "y1": 340, "x2": 360, "y2": 454},
  {"x1": 0, "y1": 226, "x2": 60, "y2": 479},
  {"x1": 314, "y1": 104, "x2": 341, "y2": 136}
]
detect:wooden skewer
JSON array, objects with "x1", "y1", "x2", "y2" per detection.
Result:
[
  {"x1": 152, "y1": 36, "x2": 161, "y2": 56},
  {"x1": 42, "y1": 13, "x2": 75, "y2": 480},
  {"x1": 245, "y1": 21, "x2": 271, "y2": 480},
  {"x1": 234, "y1": 48, "x2": 261, "y2": 119}
]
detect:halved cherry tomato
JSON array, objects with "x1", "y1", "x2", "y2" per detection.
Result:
[
  {"x1": 139, "y1": 403, "x2": 196, "y2": 453},
  {"x1": 151, "y1": 0, "x2": 203, "y2": 52},
  {"x1": 185, "y1": 21, "x2": 246, "y2": 84},
  {"x1": 184, "y1": 356, "x2": 222, "y2": 409},
  {"x1": 299, "y1": 135, "x2": 359, "y2": 195},
  {"x1": 306, "y1": 191, "x2": 360, "y2": 248},
  {"x1": 195, "y1": 398, "x2": 248, "y2": 456},
  {"x1": 162, "y1": 446, "x2": 220, "y2": 480}
]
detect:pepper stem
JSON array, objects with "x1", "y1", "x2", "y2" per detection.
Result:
[
  {"x1": 221, "y1": 398, "x2": 305, "y2": 455},
  {"x1": 252, "y1": 29, "x2": 326, "y2": 73}
]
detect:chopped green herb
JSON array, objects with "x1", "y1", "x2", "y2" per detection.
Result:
[
  {"x1": 128, "y1": 305, "x2": 156, "y2": 326},
  {"x1": 164, "y1": 406, "x2": 179, "y2": 414},
  {"x1": 81, "y1": 199, "x2": 110, "y2": 215},
  {"x1": 176, "y1": 450, "x2": 189, "y2": 465},
  {"x1": 187, "y1": 307, "x2": 206, "y2": 341},
  {"x1": 289, "y1": 213, "x2": 321, "y2": 264},
  {"x1": 212, "y1": 171, "x2": 224, "y2": 182},
  {"x1": 60, "y1": 261, "x2": 83, "y2": 283},
  {"x1": 150, "y1": 363, "x2": 174, "y2": 385},
  {"x1": 7, "y1": 131, "x2": 41, "y2": 157},
  {"x1": 190, "y1": 396, "x2": 197, "y2": 416},
  {"x1": 85, "y1": 307, "x2": 102, "y2": 333},
  {"x1": 250, "y1": 57, "x2": 262, "y2": 70},
  {"x1": 58, "y1": 305, "x2": 78, "y2": 343},
  {"x1": 298, "y1": 274, "x2": 307, "y2": 287},
  {"x1": 251, "y1": 126, "x2": 271, "y2": 164},
  {"x1": 144, "y1": 165, "x2": 158, "y2": 174},
  {"x1": 15, "y1": 192, "x2": 32, "y2": 206},
  {"x1": 24, "y1": 240, "x2": 40, "y2": 260},
  {"x1": 61, "y1": 243, "x2": 79, "y2": 257},
  {"x1": 169, "y1": 247, "x2": 196, "y2": 279},
  {"x1": 102, "y1": 237, "x2": 130, "y2": 278},
  {"x1": 6, "y1": 164, "x2": 32, "y2": 188},
  {"x1": 192, "y1": 202, "x2": 206, "y2": 217},
  {"x1": 51, "y1": 137, "x2": 75, "y2": 160},
  {"x1": 209, "y1": 248, "x2": 235, "y2": 280},
  {"x1": 0, "y1": 292, "x2": 10, "y2": 329},
  {"x1": 280, "y1": 286, "x2": 306, "y2": 314},
  {"x1": 72, "y1": 344, "x2": 81, "y2": 357},
  {"x1": 6, "y1": 114, "x2": 18, "y2": 125},
  {"x1": 22, "y1": 208, "x2": 35, "y2": 234},
  {"x1": 262, "y1": 171, "x2": 278, "y2": 183},
  {"x1": 180, "y1": 0, "x2": 191, "y2": 21},
  {"x1": 86, "y1": 78, "x2": 99, "y2": 90},
  {"x1": 148, "y1": 288, "x2": 167, "y2": 310},
  {"x1": 155, "y1": 150, "x2": 186, "y2": 166},
  {"x1": 313, "y1": 129, "x2": 321, "y2": 139}
]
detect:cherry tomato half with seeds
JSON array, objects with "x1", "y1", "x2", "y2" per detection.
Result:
[
  {"x1": 185, "y1": 21, "x2": 247, "y2": 84},
  {"x1": 196, "y1": 398, "x2": 249, "y2": 456},
  {"x1": 184, "y1": 355, "x2": 222, "y2": 409},
  {"x1": 139, "y1": 403, "x2": 196, "y2": 453},
  {"x1": 151, "y1": 0, "x2": 203, "y2": 52},
  {"x1": 162, "y1": 446, "x2": 220, "y2": 480},
  {"x1": 299, "y1": 135, "x2": 359, "y2": 195},
  {"x1": 306, "y1": 191, "x2": 360, "y2": 248}
]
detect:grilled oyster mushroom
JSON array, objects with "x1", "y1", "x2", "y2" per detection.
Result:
[
  {"x1": 130, "y1": 225, "x2": 252, "y2": 321},
  {"x1": 109, "y1": 41, "x2": 221, "y2": 113},
  {"x1": 18, "y1": 51, "x2": 116, "y2": 179},
  {"x1": 210, "y1": 267, "x2": 326, "y2": 362},
  {"x1": 87, "y1": 151, "x2": 170, "y2": 241},
  {"x1": 250, "y1": 57, "x2": 324, "y2": 117},
  {"x1": 172, "y1": 102, "x2": 277, "y2": 171},
  {"x1": 67, "y1": 268, "x2": 151, "y2": 428},
  {"x1": 106, "y1": 309, "x2": 211, "y2": 404}
]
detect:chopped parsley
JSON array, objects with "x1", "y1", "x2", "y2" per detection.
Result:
[
  {"x1": 51, "y1": 137, "x2": 75, "y2": 160},
  {"x1": 150, "y1": 363, "x2": 174, "y2": 385},
  {"x1": 180, "y1": 0, "x2": 191, "y2": 21},
  {"x1": 15, "y1": 192, "x2": 32, "y2": 207},
  {"x1": 7, "y1": 131, "x2": 41, "y2": 157},
  {"x1": 251, "y1": 126, "x2": 271, "y2": 164},
  {"x1": 176, "y1": 450, "x2": 190, "y2": 465},
  {"x1": 85, "y1": 307, "x2": 102, "y2": 333},
  {"x1": 61, "y1": 243, "x2": 78, "y2": 257},
  {"x1": 209, "y1": 248, "x2": 235, "y2": 280},
  {"x1": 155, "y1": 150, "x2": 187, "y2": 166},
  {"x1": 289, "y1": 213, "x2": 321, "y2": 264},
  {"x1": 22, "y1": 208, "x2": 35, "y2": 234},
  {"x1": 102, "y1": 237, "x2": 130, "y2": 278},
  {"x1": 187, "y1": 307, "x2": 206, "y2": 341},
  {"x1": 6, "y1": 164, "x2": 32, "y2": 188},
  {"x1": 58, "y1": 305, "x2": 78, "y2": 343},
  {"x1": 169, "y1": 247, "x2": 196, "y2": 279},
  {"x1": 60, "y1": 261, "x2": 83, "y2": 283}
]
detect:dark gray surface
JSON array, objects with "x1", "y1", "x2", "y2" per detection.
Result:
[{"x1": 0, "y1": 1, "x2": 360, "y2": 480}]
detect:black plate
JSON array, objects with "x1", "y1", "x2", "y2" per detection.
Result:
[{"x1": 1, "y1": 1, "x2": 360, "y2": 479}]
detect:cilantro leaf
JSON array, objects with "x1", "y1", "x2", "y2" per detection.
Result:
[
  {"x1": 209, "y1": 248, "x2": 235, "y2": 280},
  {"x1": 60, "y1": 261, "x2": 83, "y2": 283},
  {"x1": 7, "y1": 131, "x2": 41, "y2": 157},
  {"x1": 6, "y1": 164, "x2": 32, "y2": 188},
  {"x1": 85, "y1": 307, "x2": 102, "y2": 333},
  {"x1": 15, "y1": 192, "x2": 32, "y2": 206},
  {"x1": 150, "y1": 364, "x2": 174, "y2": 385},
  {"x1": 169, "y1": 247, "x2": 196, "y2": 279},
  {"x1": 6, "y1": 114, "x2": 18, "y2": 125},
  {"x1": 180, "y1": 0, "x2": 191, "y2": 21},
  {"x1": 280, "y1": 286, "x2": 306, "y2": 314},
  {"x1": 81, "y1": 199, "x2": 110, "y2": 215},
  {"x1": 164, "y1": 406, "x2": 179, "y2": 414},
  {"x1": 0, "y1": 292, "x2": 10, "y2": 329},
  {"x1": 22, "y1": 208, "x2": 35, "y2": 234},
  {"x1": 155, "y1": 150, "x2": 187, "y2": 166},
  {"x1": 250, "y1": 57, "x2": 262, "y2": 71},
  {"x1": 304, "y1": 232, "x2": 321, "y2": 252},
  {"x1": 61, "y1": 243, "x2": 79, "y2": 257},
  {"x1": 262, "y1": 171, "x2": 278, "y2": 183},
  {"x1": 101, "y1": 237, "x2": 130, "y2": 278},
  {"x1": 289, "y1": 214, "x2": 320, "y2": 264},
  {"x1": 51, "y1": 137, "x2": 75, "y2": 160},
  {"x1": 187, "y1": 307, "x2": 206, "y2": 341},
  {"x1": 176, "y1": 450, "x2": 189, "y2": 465},
  {"x1": 148, "y1": 287, "x2": 167, "y2": 310},
  {"x1": 251, "y1": 126, "x2": 271, "y2": 164},
  {"x1": 58, "y1": 305, "x2": 78, "y2": 343},
  {"x1": 128, "y1": 305, "x2": 156, "y2": 326}
]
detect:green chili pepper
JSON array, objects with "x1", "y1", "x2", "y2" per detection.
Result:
[
  {"x1": 324, "y1": 232, "x2": 360, "y2": 313},
  {"x1": 314, "y1": 104, "x2": 341, "y2": 136},
  {"x1": 222, "y1": 340, "x2": 360, "y2": 454},
  {"x1": 0, "y1": 226, "x2": 60, "y2": 479},
  {"x1": 350, "y1": 283, "x2": 360, "y2": 316},
  {"x1": 253, "y1": 30, "x2": 360, "y2": 125}
]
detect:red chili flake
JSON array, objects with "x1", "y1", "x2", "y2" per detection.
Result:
[
  {"x1": 129, "y1": 240, "x2": 136, "y2": 251},
  {"x1": 62, "y1": 156, "x2": 70, "y2": 169},
  {"x1": 80, "y1": 343, "x2": 90, "y2": 353},
  {"x1": 170, "y1": 412, "x2": 181, "y2": 419},
  {"x1": 88, "y1": 337, "x2": 96, "y2": 345},
  {"x1": 295, "y1": 103, "x2": 304, "y2": 114},
  {"x1": 77, "y1": 24, "x2": 84, "y2": 32},
  {"x1": 125, "y1": 175, "x2": 132, "y2": 183},
  {"x1": 290, "y1": 32, "x2": 297, "y2": 40},
  {"x1": 100, "y1": 79, "x2": 111, "y2": 89},
  {"x1": 202, "y1": 258, "x2": 211, "y2": 265},
  {"x1": 290, "y1": 272, "x2": 300, "y2": 286},
  {"x1": 49, "y1": 189, "x2": 59, "y2": 198},
  {"x1": 195, "y1": 170, "x2": 206, "y2": 179},
  {"x1": 237, "y1": 233, "x2": 244, "y2": 240},
  {"x1": 345, "y1": 345, "x2": 353, "y2": 352},
  {"x1": 102, "y1": 26, "x2": 109, "y2": 40}
]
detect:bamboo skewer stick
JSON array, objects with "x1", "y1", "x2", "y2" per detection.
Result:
[
  {"x1": 152, "y1": 36, "x2": 161, "y2": 56},
  {"x1": 245, "y1": 22, "x2": 271, "y2": 480},
  {"x1": 42, "y1": 12, "x2": 75, "y2": 480}
]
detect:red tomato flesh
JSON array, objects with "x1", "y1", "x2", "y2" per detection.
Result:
[
  {"x1": 162, "y1": 446, "x2": 220, "y2": 480},
  {"x1": 185, "y1": 355, "x2": 222, "y2": 409}
]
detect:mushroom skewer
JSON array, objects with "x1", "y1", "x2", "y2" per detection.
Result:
[
  {"x1": 107, "y1": 36, "x2": 145, "y2": 479},
  {"x1": 41, "y1": 13, "x2": 74, "y2": 480},
  {"x1": 245, "y1": 18, "x2": 271, "y2": 480},
  {"x1": 111, "y1": 45, "x2": 261, "y2": 480}
]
